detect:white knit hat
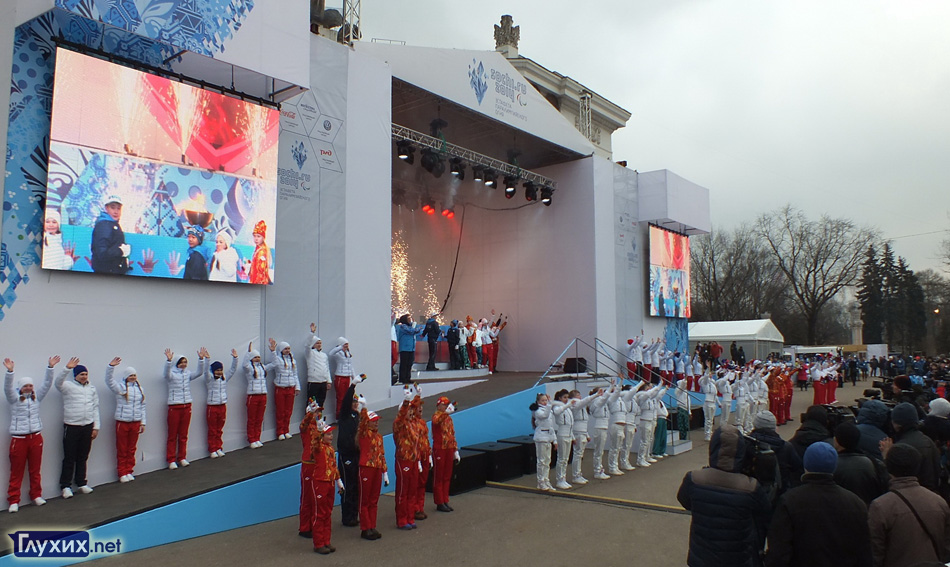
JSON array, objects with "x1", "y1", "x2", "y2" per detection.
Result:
[
  {"x1": 121, "y1": 367, "x2": 137, "y2": 380},
  {"x1": 15, "y1": 376, "x2": 33, "y2": 392},
  {"x1": 929, "y1": 398, "x2": 950, "y2": 418},
  {"x1": 338, "y1": 337, "x2": 349, "y2": 345}
]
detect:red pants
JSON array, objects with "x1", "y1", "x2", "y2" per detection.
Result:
[
  {"x1": 779, "y1": 396, "x2": 791, "y2": 424},
  {"x1": 432, "y1": 448, "x2": 454, "y2": 505},
  {"x1": 391, "y1": 340, "x2": 398, "y2": 367},
  {"x1": 644, "y1": 364, "x2": 653, "y2": 382},
  {"x1": 166, "y1": 404, "x2": 192, "y2": 463},
  {"x1": 274, "y1": 386, "x2": 296, "y2": 437},
  {"x1": 415, "y1": 454, "x2": 431, "y2": 514},
  {"x1": 359, "y1": 466, "x2": 382, "y2": 530},
  {"x1": 829, "y1": 381, "x2": 838, "y2": 403},
  {"x1": 769, "y1": 394, "x2": 783, "y2": 424},
  {"x1": 299, "y1": 463, "x2": 314, "y2": 533},
  {"x1": 115, "y1": 421, "x2": 141, "y2": 476},
  {"x1": 626, "y1": 361, "x2": 637, "y2": 380},
  {"x1": 813, "y1": 382, "x2": 827, "y2": 405},
  {"x1": 467, "y1": 344, "x2": 477, "y2": 367},
  {"x1": 483, "y1": 342, "x2": 495, "y2": 372},
  {"x1": 7, "y1": 433, "x2": 43, "y2": 505},
  {"x1": 395, "y1": 459, "x2": 419, "y2": 527},
  {"x1": 660, "y1": 370, "x2": 671, "y2": 386},
  {"x1": 334, "y1": 376, "x2": 351, "y2": 418},
  {"x1": 675, "y1": 373, "x2": 685, "y2": 388},
  {"x1": 687, "y1": 375, "x2": 697, "y2": 391},
  {"x1": 309, "y1": 478, "x2": 334, "y2": 548},
  {"x1": 246, "y1": 394, "x2": 266, "y2": 443},
  {"x1": 206, "y1": 404, "x2": 227, "y2": 452}
]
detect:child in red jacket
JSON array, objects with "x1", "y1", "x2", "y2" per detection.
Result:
[
  {"x1": 357, "y1": 409, "x2": 388, "y2": 540},
  {"x1": 309, "y1": 416, "x2": 343, "y2": 554}
]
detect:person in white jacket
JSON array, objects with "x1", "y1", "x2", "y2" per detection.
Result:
[
  {"x1": 605, "y1": 383, "x2": 626, "y2": 475},
  {"x1": 55, "y1": 357, "x2": 99, "y2": 499},
  {"x1": 551, "y1": 389, "x2": 575, "y2": 489},
  {"x1": 306, "y1": 323, "x2": 331, "y2": 409},
  {"x1": 204, "y1": 350, "x2": 238, "y2": 458},
  {"x1": 587, "y1": 386, "x2": 612, "y2": 480},
  {"x1": 733, "y1": 371, "x2": 752, "y2": 432},
  {"x1": 570, "y1": 388, "x2": 602, "y2": 484},
  {"x1": 716, "y1": 371, "x2": 735, "y2": 428},
  {"x1": 268, "y1": 338, "x2": 301, "y2": 440},
  {"x1": 328, "y1": 338, "x2": 355, "y2": 419},
  {"x1": 104, "y1": 358, "x2": 146, "y2": 483},
  {"x1": 208, "y1": 230, "x2": 240, "y2": 282},
  {"x1": 244, "y1": 343, "x2": 275, "y2": 448},
  {"x1": 163, "y1": 347, "x2": 208, "y2": 469},
  {"x1": 626, "y1": 334, "x2": 646, "y2": 380},
  {"x1": 530, "y1": 393, "x2": 556, "y2": 491},
  {"x1": 634, "y1": 383, "x2": 662, "y2": 467},
  {"x1": 4, "y1": 356, "x2": 58, "y2": 512},
  {"x1": 43, "y1": 209, "x2": 75, "y2": 271},
  {"x1": 698, "y1": 371, "x2": 718, "y2": 441},
  {"x1": 620, "y1": 381, "x2": 646, "y2": 470},
  {"x1": 644, "y1": 339, "x2": 662, "y2": 383}
]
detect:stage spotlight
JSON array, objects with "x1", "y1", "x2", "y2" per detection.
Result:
[
  {"x1": 540, "y1": 185, "x2": 553, "y2": 206},
  {"x1": 472, "y1": 166, "x2": 485, "y2": 183},
  {"x1": 420, "y1": 149, "x2": 445, "y2": 178},
  {"x1": 450, "y1": 157, "x2": 466, "y2": 180},
  {"x1": 505, "y1": 184, "x2": 516, "y2": 199},
  {"x1": 484, "y1": 169, "x2": 497, "y2": 188},
  {"x1": 421, "y1": 195, "x2": 435, "y2": 214},
  {"x1": 504, "y1": 175, "x2": 518, "y2": 190},
  {"x1": 441, "y1": 205, "x2": 455, "y2": 219},
  {"x1": 524, "y1": 181, "x2": 538, "y2": 202},
  {"x1": 396, "y1": 140, "x2": 415, "y2": 164}
]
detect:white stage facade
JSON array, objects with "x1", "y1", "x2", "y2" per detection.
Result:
[{"x1": 0, "y1": 2, "x2": 709, "y2": 500}]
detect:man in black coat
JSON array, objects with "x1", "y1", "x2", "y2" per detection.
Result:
[
  {"x1": 446, "y1": 320, "x2": 461, "y2": 370},
  {"x1": 677, "y1": 423, "x2": 771, "y2": 567},
  {"x1": 832, "y1": 421, "x2": 888, "y2": 505},
  {"x1": 423, "y1": 314, "x2": 442, "y2": 371},
  {"x1": 336, "y1": 382, "x2": 361, "y2": 527},
  {"x1": 90, "y1": 195, "x2": 131, "y2": 274},
  {"x1": 891, "y1": 401, "x2": 941, "y2": 493},
  {"x1": 789, "y1": 405, "x2": 833, "y2": 459},
  {"x1": 766, "y1": 442, "x2": 872, "y2": 567},
  {"x1": 749, "y1": 411, "x2": 803, "y2": 498}
]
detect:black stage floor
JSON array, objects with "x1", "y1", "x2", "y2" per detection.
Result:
[{"x1": 1, "y1": 371, "x2": 541, "y2": 556}]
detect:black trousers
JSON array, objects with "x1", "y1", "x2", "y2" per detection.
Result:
[
  {"x1": 398, "y1": 351, "x2": 414, "y2": 384},
  {"x1": 426, "y1": 339, "x2": 438, "y2": 370},
  {"x1": 61, "y1": 423, "x2": 94, "y2": 489},
  {"x1": 338, "y1": 451, "x2": 360, "y2": 525},
  {"x1": 448, "y1": 343, "x2": 462, "y2": 370},
  {"x1": 306, "y1": 382, "x2": 328, "y2": 409}
]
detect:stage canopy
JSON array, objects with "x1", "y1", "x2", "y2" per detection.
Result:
[{"x1": 688, "y1": 319, "x2": 785, "y2": 361}]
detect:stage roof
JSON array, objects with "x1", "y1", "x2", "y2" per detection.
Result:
[
  {"x1": 688, "y1": 319, "x2": 785, "y2": 344},
  {"x1": 357, "y1": 43, "x2": 595, "y2": 169}
]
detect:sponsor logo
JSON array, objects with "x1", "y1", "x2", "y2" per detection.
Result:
[
  {"x1": 280, "y1": 110, "x2": 297, "y2": 120},
  {"x1": 323, "y1": 120, "x2": 332, "y2": 131},
  {"x1": 8, "y1": 531, "x2": 123, "y2": 558},
  {"x1": 516, "y1": 92, "x2": 528, "y2": 107},
  {"x1": 320, "y1": 149, "x2": 333, "y2": 157},
  {"x1": 292, "y1": 141, "x2": 308, "y2": 170},
  {"x1": 468, "y1": 59, "x2": 489, "y2": 105}
]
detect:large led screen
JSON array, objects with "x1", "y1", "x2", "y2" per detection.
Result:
[
  {"x1": 42, "y1": 49, "x2": 279, "y2": 284},
  {"x1": 649, "y1": 225, "x2": 691, "y2": 318}
]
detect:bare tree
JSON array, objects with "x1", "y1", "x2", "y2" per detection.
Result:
[
  {"x1": 690, "y1": 225, "x2": 788, "y2": 321},
  {"x1": 756, "y1": 205, "x2": 877, "y2": 345}
]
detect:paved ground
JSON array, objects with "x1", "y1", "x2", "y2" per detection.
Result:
[{"x1": 88, "y1": 378, "x2": 870, "y2": 567}]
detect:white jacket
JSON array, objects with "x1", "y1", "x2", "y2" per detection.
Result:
[
  {"x1": 5, "y1": 367, "x2": 56, "y2": 435},
  {"x1": 205, "y1": 357, "x2": 238, "y2": 406},
  {"x1": 587, "y1": 390, "x2": 612, "y2": 431},
  {"x1": 270, "y1": 342, "x2": 301, "y2": 390},
  {"x1": 306, "y1": 339, "x2": 331, "y2": 384},
  {"x1": 552, "y1": 400, "x2": 574, "y2": 438},
  {"x1": 627, "y1": 336, "x2": 645, "y2": 363},
  {"x1": 570, "y1": 392, "x2": 599, "y2": 435},
  {"x1": 699, "y1": 374, "x2": 719, "y2": 404},
  {"x1": 56, "y1": 368, "x2": 100, "y2": 429},
  {"x1": 675, "y1": 379, "x2": 691, "y2": 412},
  {"x1": 532, "y1": 403, "x2": 556, "y2": 443},
  {"x1": 243, "y1": 352, "x2": 273, "y2": 395},
  {"x1": 105, "y1": 365, "x2": 146, "y2": 424},
  {"x1": 328, "y1": 345, "x2": 354, "y2": 377},
  {"x1": 164, "y1": 358, "x2": 207, "y2": 405},
  {"x1": 622, "y1": 383, "x2": 645, "y2": 426},
  {"x1": 607, "y1": 388, "x2": 626, "y2": 424}
]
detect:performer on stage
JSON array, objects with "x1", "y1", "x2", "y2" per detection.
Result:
[
  {"x1": 204, "y1": 350, "x2": 238, "y2": 458},
  {"x1": 104, "y1": 358, "x2": 146, "y2": 482},
  {"x1": 675, "y1": 378, "x2": 692, "y2": 441},
  {"x1": 357, "y1": 408, "x2": 388, "y2": 540},
  {"x1": 248, "y1": 220, "x2": 272, "y2": 285},
  {"x1": 716, "y1": 370, "x2": 734, "y2": 428},
  {"x1": 431, "y1": 396, "x2": 459, "y2": 511},
  {"x1": 627, "y1": 334, "x2": 646, "y2": 380},
  {"x1": 446, "y1": 320, "x2": 462, "y2": 371},
  {"x1": 268, "y1": 338, "x2": 301, "y2": 440},
  {"x1": 606, "y1": 382, "x2": 627, "y2": 476},
  {"x1": 337, "y1": 376, "x2": 363, "y2": 527},
  {"x1": 552, "y1": 389, "x2": 575, "y2": 488},
  {"x1": 306, "y1": 323, "x2": 331, "y2": 410},
  {"x1": 395, "y1": 316, "x2": 424, "y2": 385},
  {"x1": 244, "y1": 343, "x2": 274, "y2": 448},
  {"x1": 423, "y1": 313, "x2": 442, "y2": 371},
  {"x1": 699, "y1": 371, "x2": 718, "y2": 441},
  {"x1": 329, "y1": 338, "x2": 356, "y2": 418},
  {"x1": 587, "y1": 386, "x2": 613, "y2": 480},
  {"x1": 163, "y1": 348, "x2": 207, "y2": 469},
  {"x1": 56, "y1": 357, "x2": 99, "y2": 498},
  {"x1": 4, "y1": 357, "x2": 58, "y2": 512},
  {"x1": 411, "y1": 395, "x2": 431, "y2": 520},
  {"x1": 298, "y1": 401, "x2": 320, "y2": 539},
  {"x1": 530, "y1": 392, "x2": 556, "y2": 490},
  {"x1": 570, "y1": 388, "x2": 602, "y2": 484},
  {"x1": 309, "y1": 419, "x2": 344, "y2": 554},
  {"x1": 620, "y1": 382, "x2": 646, "y2": 470},
  {"x1": 393, "y1": 386, "x2": 420, "y2": 529}
]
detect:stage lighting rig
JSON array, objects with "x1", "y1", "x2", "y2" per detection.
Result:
[
  {"x1": 441, "y1": 205, "x2": 456, "y2": 219},
  {"x1": 484, "y1": 169, "x2": 498, "y2": 188},
  {"x1": 524, "y1": 182, "x2": 538, "y2": 202},
  {"x1": 540, "y1": 185, "x2": 553, "y2": 206},
  {"x1": 421, "y1": 148, "x2": 445, "y2": 178},
  {"x1": 472, "y1": 165, "x2": 485, "y2": 183},
  {"x1": 421, "y1": 195, "x2": 436, "y2": 214},
  {"x1": 450, "y1": 157, "x2": 466, "y2": 180},
  {"x1": 396, "y1": 140, "x2": 415, "y2": 164}
]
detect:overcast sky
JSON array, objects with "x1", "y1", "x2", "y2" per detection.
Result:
[{"x1": 362, "y1": 1, "x2": 950, "y2": 273}]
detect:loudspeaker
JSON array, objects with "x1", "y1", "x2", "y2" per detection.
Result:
[
  {"x1": 564, "y1": 357, "x2": 587, "y2": 373},
  {"x1": 498, "y1": 435, "x2": 558, "y2": 474},
  {"x1": 461, "y1": 441, "x2": 523, "y2": 482},
  {"x1": 448, "y1": 449, "x2": 488, "y2": 495}
]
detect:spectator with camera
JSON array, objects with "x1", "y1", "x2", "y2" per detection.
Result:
[{"x1": 765, "y1": 442, "x2": 872, "y2": 567}]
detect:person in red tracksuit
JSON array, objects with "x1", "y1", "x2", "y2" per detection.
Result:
[
  {"x1": 357, "y1": 408, "x2": 388, "y2": 540},
  {"x1": 298, "y1": 401, "x2": 320, "y2": 539},
  {"x1": 392, "y1": 387, "x2": 420, "y2": 529},
  {"x1": 411, "y1": 395, "x2": 431, "y2": 521},
  {"x1": 310, "y1": 419, "x2": 343, "y2": 554},
  {"x1": 431, "y1": 396, "x2": 460, "y2": 512}
]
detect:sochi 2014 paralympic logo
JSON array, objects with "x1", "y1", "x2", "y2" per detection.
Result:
[
  {"x1": 8, "y1": 531, "x2": 124, "y2": 558},
  {"x1": 292, "y1": 141, "x2": 308, "y2": 170},
  {"x1": 468, "y1": 59, "x2": 489, "y2": 105}
]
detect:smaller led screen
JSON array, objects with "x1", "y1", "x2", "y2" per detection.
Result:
[{"x1": 649, "y1": 225, "x2": 691, "y2": 318}]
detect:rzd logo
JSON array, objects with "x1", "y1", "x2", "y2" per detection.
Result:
[{"x1": 8, "y1": 531, "x2": 123, "y2": 558}]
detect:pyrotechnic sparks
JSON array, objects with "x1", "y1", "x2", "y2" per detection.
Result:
[
  {"x1": 114, "y1": 68, "x2": 145, "y2": 156},
  {"x1": 391, "y1": 230, "x2": 412, "y2": 315},
  {"x1": 176, "y1": 86, "x2": 208, "y2": 164},
  {"x1": 423, "y1": 266, "x2": 441, "y2": 323}
]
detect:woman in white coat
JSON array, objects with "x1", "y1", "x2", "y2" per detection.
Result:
[
  {"x1": 208, "y1": 231, "x2": 240, "y2": 282},
  {"x1": 530, "y1": 393, "x2": 556, "y2": 491},
  {"x1": 104, "y1": 358, "x2": 145, "y2": 482},
  {"x1": 163, "y1": 347, "x2": 208, "y2": 469},
  {"x1": 551, "y1": 389, "x2": 574, "y2": 489}
]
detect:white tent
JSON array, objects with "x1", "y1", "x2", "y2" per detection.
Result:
[{"x1": 688, "y1": 319, "x2": 785, "y2": 361}]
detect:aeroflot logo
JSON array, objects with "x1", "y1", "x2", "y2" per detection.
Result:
[{"x1": 8, "y1": 531, "x2": 123, "y2": 558}]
